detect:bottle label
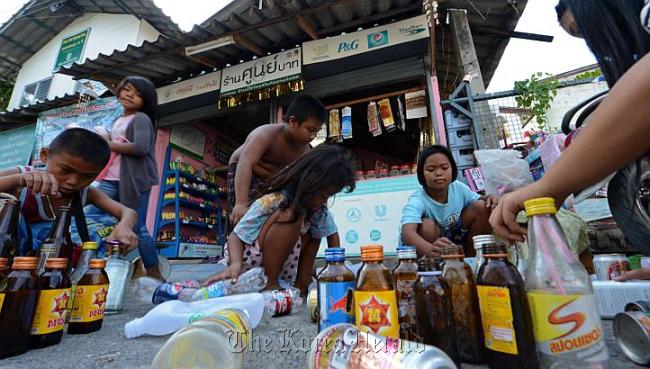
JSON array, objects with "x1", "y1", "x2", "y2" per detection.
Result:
[
  {"x1": 70, "y1": 284, "x2": 108, "y2": 323},
  {"x1": 477, "y1": 286, "x2": 518, "y2": 355},
  {"x1": 31, "y1": 288, "x2": 72, "y2": 335},
  {"x1": 0, "y1": 293, "x2": 4, "y2": 312},
  {"x1": 318, "y1": 281, "x2": 355, "y2": 331},
  {"x1": 267, "y1": 290, "x2": 294, "y2": 316},
  {"x1": 354, "y1": 290, "x2": 399, "y2": 338},
  {"x1": 152, "y1": 282, "x2": 184, "y2": 304},
  {"x1": 527, "y1": 292, "x2": 608, "y2": 362},
  {"x1": 40, "y1": 243, "x2": 57, "y2": 254}
]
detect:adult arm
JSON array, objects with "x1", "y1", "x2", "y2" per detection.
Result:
[
  {"x1": 491, "y1": 53, "x2": 650, "y2": 241},
  {"x1": 86, "y1": 188, "x2": 138, "y2": 252}
]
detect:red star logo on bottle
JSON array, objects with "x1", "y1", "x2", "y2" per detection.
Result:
[
  {"x1": 51, "y1": 290, "x2": 70, "y2": 317},
  {"x1": 359, "y1": 295, "x2": 391, "y2": 333},
  {"x1": 93, "y1": 287, "x2": 107, "y2": 308}
]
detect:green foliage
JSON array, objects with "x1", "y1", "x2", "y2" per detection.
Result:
[
  {"x1": 0, "y1": 82, "x2": 12, "y2": 112},
  {"x1": 514, "y1": 72, "x2": 559, "y2": 131},
  {"x1": 574, "y1": 68, "x2": 602, "y2": 82}
]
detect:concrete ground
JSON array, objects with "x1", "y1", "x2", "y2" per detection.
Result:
[{"x1": 0, "y1": 291, "x2": 644, "y2": 369}]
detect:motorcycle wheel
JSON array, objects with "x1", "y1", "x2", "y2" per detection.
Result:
[{"x1": 608, "y1": 158, "x2": 650, "y2": 254}]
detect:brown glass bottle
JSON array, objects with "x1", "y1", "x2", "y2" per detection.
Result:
[
  {"x1": 316, "y1": 247, "x2": 355, "y2": 332},
  {"x1": 442, "y1": 244, "x2": 485, "y2": 364},
  {"x1": 476, "y1": 241, "x2": 540, "y2": 369},
  {"x1": 417, "y1": 255, "x2": 441, "y2": 272},
  {"x1": 68, "y1": 259, "x2": 108, "y2": 334},
  {"x1": 0, "y1": 257, "x2": 40, "y2": 359},
  {"x1": 0, "y1": 198, "x2": 20, "y2": 262},
  {"x1": 0, "y1": 258, "x2": 8, "y2": 279},
  {"x1": 415, "y1": 270, "x2": 461, "y2": 368},
  {"x1": 393, "y1": 246, "x2": 418, "y2": 340},
  {"x1": 38, "y1": 206, "x2": 74, "y2": 274},
  {"x1": 354, "y1": 245, "x2": 399, "y2": 338},
  {"x1": 30, "y1": 258, "x2": 71, "y2": 349}
]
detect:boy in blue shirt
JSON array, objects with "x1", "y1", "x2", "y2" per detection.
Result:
[{"x1": 401, "y1": 145, "x2": 498, "y2": 257}]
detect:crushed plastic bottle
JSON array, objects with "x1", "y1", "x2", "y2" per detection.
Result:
[
  {"x1": 262, "y1": 287, "x2": 303, "y2": 317},
  {"x1": 190, "y1": 267, "x2": 267, "y2": 301},
  {"x1": 151, "y1": 280, "x2": 201, "y2": 304}
]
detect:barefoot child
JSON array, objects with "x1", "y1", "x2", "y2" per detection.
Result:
[
  {"x1": 0, "y1": 128, "x2": 139, "y2": 254},
  {"x1": 207, "y1": 145, "x2": 355, "y2": 293},
  {"x1": 401, "y1": 145, "x2": 498, "y2": 257}
]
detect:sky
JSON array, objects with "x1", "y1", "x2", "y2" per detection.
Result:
[{"x1": 0, "y1": 0, "x2": 596, "y2": 92}]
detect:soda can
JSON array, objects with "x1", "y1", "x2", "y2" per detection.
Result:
[
  {"x1": 614, "y1": 311, "x2": 650, "y2": 365},
  {"x1": 307, "y1": 287, "x2": 318, "y2": 323},
  {"x1": 152, "y1": 282, "x2": 184, "y2": 304},
  {"x1": 625, "y1": 300, "x2": 650, "y2": 313},
  {"x1": 641, "y1": 257, "x2": 650, "y2": 269},
  {"x1": 593, "y1": 254, "x2": 630, "y2": 280}
]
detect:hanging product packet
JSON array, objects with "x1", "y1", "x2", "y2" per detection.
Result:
[
  {"x1": 328, "y1": 109, "x2": 342, "y2": 142},
  {"x1": 341, "y1": 106, "x2": 353, "y2": 140},
  {"x1": 367, "y1": 101, "x2": 382, "y2": 137},
  {"x1": 378, "y1": 98, "x2": 396, "y2": 132},
  {"x1": 396, "y1": 96, "x2": 407, "y2": 131}
]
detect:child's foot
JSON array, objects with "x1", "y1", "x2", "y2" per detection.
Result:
[
  {"x1": 146, "y1": 266, "x2": 165, "y2": 282},
  {"x1": 263, "y1": 280, "x2": 281, "y2": 291}
]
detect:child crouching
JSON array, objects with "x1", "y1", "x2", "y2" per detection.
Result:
[{"x1": 205, "y1": 144, "x2": 355, "y2": 293}]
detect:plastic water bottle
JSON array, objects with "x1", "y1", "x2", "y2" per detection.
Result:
[
  {"x1": 133, "y1": 277, "x2": 164, "y2": 303},
  {"x1": 134, "y1": 278, "x2": 200, "y2": 304},
  {"x1": 151, "y1": 309, "x2": 251, "y2": 369},
  {"x1": 124, "y1": 293, "x2": 264, "y2": 339},
  {"x1": 262, "y1": 287, "x2": 303, "y2": 316},
  {"x1": 190, "y1": 267, "x2": 267, "y2": 301}
]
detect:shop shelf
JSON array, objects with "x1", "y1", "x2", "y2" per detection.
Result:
[
  {"x1": 162, "y1": 199, "x2": 218, "y2": 211},
  {"x1": 164, "y1": 170, "x2": 219, "y2": 189},
  {"x1": 159, "y1": 219, "x2": 216, "y2": 229}
]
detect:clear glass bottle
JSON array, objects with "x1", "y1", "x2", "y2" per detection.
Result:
[
  {"x1": 104, "y1": 240, "x2": 134, "y2": 313},
  {"x1": 524, "y1": 198, "x2": 608, "y2": 369},
  {"x1": 477, "y1": 242, "x2": 539, "y2": 369},
  {"x1": 393, "y1": 245, "x2": 418, "y2": 340},
  {"x1": 316, "y1": 247, "x2": 355, "y2": 332},
  {"x1": 354, "y1": 245, "x2": 399, "y2": 338},
  {"x1": 472, "y1": 234, "x2": 492, "y2": 278},
  {"x1": 442, "y1": 244, "x2": 485, "y2": 364}
]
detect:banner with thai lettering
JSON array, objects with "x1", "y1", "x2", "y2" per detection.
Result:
[
  {"x1": 34, "y1": 97, "x2": 122, "y2": 162},
  {"x1": 157, "y1": 71, "x2": 221, "y2": 104},
  {"x1": 303, "y1": 15, "x2": 429, "y2": 65},
  {"x1": 220, "y1": 48, "x2": 302, "y2": 97}
]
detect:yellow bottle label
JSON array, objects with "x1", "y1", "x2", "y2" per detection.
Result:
[
  {"x1": 354, "y1": 290, "x2": 399, "y2": 338},
  {"x1": 527, "y1": 292, "x2": 608, "y2": 362},
  {"x1": 31, "y1": 288, "x2": 71, "y2": 335},
  {"x1": 0, "y1": 293, "x2": 4, "y2": 312},
  {"x1": 66, "y1": 285, "x2": 77, "y2": 315},
  {"x1": 70, "y1": 284, "x2": 108, "y2": 323},
  {"x1": 477, "y1": 286, "x2": 518, "y2": 355}
]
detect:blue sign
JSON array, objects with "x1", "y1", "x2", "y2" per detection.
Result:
[
  {"x1": 346, "y1": 207, "x2": 362, "y2": 223},
  {"x1": 370, "y1": 229, "x2": 382, "y2": 242},
  {"x1": 345, "y1": 230, "x2": 359, "y2": 244},
  {"x1": 367, "y1": 31, "x2": 389, "y2": 48},
  {"x1": 375, "y1": 204, "x2": 387, "y2": 219}
]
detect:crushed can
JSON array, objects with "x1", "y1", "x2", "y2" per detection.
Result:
[
  {"x1": 307, "y1": 287, "x2": 318, "y2": 323},
  {"x1": 614, "y1": 311, "x2": 650, "y2": 365}
]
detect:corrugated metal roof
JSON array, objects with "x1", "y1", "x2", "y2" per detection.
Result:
[
  {"x1": 0, "y1": 92, "x2": 84, "y2": 124},
  {"x1": 0, "y1": 0, "x2": 180, "y2": 83},
  {"x1": 58, "y1": 0, "x2": 527, "y2": 95}
]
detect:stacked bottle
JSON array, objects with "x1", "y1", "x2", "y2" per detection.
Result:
[
  {"x1": 0, "y1": 197, "x2": 19, "y2": 263},
  {"x1": 68, "y1": 259, "x2": 109, "y2": 334},
  {"x1": 68, "y1": 241, "x2": 98, "y2": 320},
  {"x1": 30, "y1": 258, "x2": 71, "y2": 349},
  {"x1": 37, "y1": 206, "x2": 74, "y2": 274},
  {"x1": 354, "y1": 245, "x2": 399, "y2": 338},
  {"x1": 393, "y1": 245, "x2": 418, "y2": 340},
  {"x1": 316, "y1": 247, "x2": 355, "y2": 331}
]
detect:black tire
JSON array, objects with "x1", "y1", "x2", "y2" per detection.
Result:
[{"x1": 608, "y1": 160, "x2": 650, "y2": 254}]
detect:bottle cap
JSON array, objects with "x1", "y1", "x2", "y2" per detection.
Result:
[
  {"x1": 472, "y1": 234, "x2": 496, "y2": 250},
  {"x1": 45, "y1": 258, "x2": 68, "y2": 269},
  {"x1": 524, "y1": 197, "x2": 557, "y2": 216},
  {"x1": 441, "y1": 244, "x2": 465, "y2": 258},
  {"x1": 324, "y1": 247, "x2": 345, "y2": 263},
  {"x1": 12, "y1": 256, "x2": 38, "y2": 270},
  {"x1": 418, "y1": 271, "x2": 442, "y2": 276},
  {"x1": 89, "y1": 259, "x2": 107, "y2": 269},
  {"x1": 360, "y1": 245, "x2": 384, "y2": 262},
  {"x1": 82, "y1": 241, "x2": 99, "y2": 251},
  {"x1": 107, "y1": 240, "x2": 122, "y2": 253},
  {"x1": 0, "y1": 257, "x2": 7, "y2": 269},
  {"x1": 397, "y1": 245, "x2": 417, "y2": 260}
]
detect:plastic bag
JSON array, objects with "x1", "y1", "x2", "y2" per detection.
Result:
[{"x1": 474, "y1": 149, "x2": 534, "y2": 196}]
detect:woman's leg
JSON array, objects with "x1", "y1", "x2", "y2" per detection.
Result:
[
  {"x1": 258, "y1": 208, "x2": 301, "y2": 290},
  {"x1": 461, "y1": 200, "x2": 492, "y2": 256},
  {"x1": 134, "y1": 190, "x2": 164, "y2": 280}
]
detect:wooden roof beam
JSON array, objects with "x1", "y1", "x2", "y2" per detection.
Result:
[
  {"x1": 233, "y1": 33, "x2": 263, "y2": 56},
  {"x1": 294, "y1": 15, "x2": 319, "y2": 40}
]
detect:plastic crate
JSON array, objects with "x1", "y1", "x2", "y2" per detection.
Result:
[
  {"x1": 447, "y1": 127, "x2": 474, "y2": 148},
  {"x1": 452, "y1": 148, "x2": 475, "y2": 167},
  {"x1": 444, "y1": 110, "x2": 472, "y2": 130}
]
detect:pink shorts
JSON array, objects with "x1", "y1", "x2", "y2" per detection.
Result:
[{"x1": 220, "y1": 238, "x2": 302, "y2": 284}]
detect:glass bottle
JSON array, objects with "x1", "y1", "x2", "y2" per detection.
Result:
[
  {"x1": 0, "y1": 256, "x2": 40, "y2": 358},
  {"x1": 0, "y1": 197, "x2": 19, "y2": 262},
  {"x1": 316, "y1": 247, "x2": 355, "y2": 332},
  {"x1": 442, "y1": 244, "x2": 485, "y2": 364},
  {"x1": 0, "y1": 258, "x2": 8, "y2": 279},
  {"x1": 472, "y1": 234, "x2": 491, "y2": 278},
  {"x1": 30, "y1": 258, "x2": 71, "y2": 349},
  {"x1": 524, "y1": 198, "x2": 608, "y2": 368},
  {"x1": 417, "y1": 255, "x2": 441, "y2": 272},
  {"x1": 68, "y1": 241, "x2": 98, "y2": 320},
  {"x1": 68, "y1": 259, "x2": 109, "y2": 334},
  {"x1": 393, "y1": 245, "x2": 418, "y2": 340},
  {"x1": 414, "y1": 270, "x2": 461, "y2": 367},
  {"x1": 104, "y1": 240, "x2": 134, "y2": 313},
  {"x1": 476, "y1": 241, "x2": 539, "y2": 369},
  {"x1": 354, "y1": 245, "x2": 399, "y2": 338},
  {"x1": 38, "y1": 206, "x2": 74, "y2": 274}
]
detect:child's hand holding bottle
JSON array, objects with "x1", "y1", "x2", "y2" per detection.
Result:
[{"x1": 204, "y1": 260, "x2": 242, "y2": 285}]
